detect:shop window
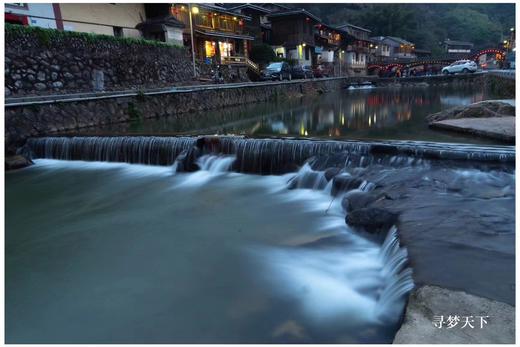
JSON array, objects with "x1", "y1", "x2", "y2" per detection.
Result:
[
  {"x1": 219, "y1": 42, "x2": 233, "y2": 57},
  {"x1": 205, "y1": 41, "x2": 216, "y2": 58}
]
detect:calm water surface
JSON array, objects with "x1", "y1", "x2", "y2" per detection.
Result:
[{"x1": 90, "y1": 84, "x2": 503, "y2": 145}]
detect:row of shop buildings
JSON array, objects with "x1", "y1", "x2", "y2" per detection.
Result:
[{"x1": 5, "y1": 3, "x2": 474, "y2": 77}]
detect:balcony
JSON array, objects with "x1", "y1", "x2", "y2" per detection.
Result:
[{"x1": 346, "y1": 45, "x2": 369, "y2": 53}]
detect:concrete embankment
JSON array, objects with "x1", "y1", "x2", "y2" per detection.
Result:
[
  {"x1": 427, "y1": 100, "x2": 516, "y2": 143},
  {"x1": 393, "y1": 285, "x2": 515, "y2": 344},
  {"x1": 5, "y1": 77, "x2": 358, "y2": 155}
]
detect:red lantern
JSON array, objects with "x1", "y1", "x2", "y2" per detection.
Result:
[{"x1": 239, "y1": 19, "x2": 244, "y2": 26}]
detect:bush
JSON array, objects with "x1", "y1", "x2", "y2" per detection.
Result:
[
  {"x1": 249, "y1": 43, "x2": 276, "y2": 66},
  {"x1": 5, "y1": 23, "x2": 184, "y2": 49}
]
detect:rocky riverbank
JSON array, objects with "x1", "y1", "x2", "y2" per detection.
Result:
[
  {"x1": 427, "y1": 100, "x2": 515, "y2": 143},
  {"x1": 393, "y1": 285, "x2": 515, "y2": 344}
]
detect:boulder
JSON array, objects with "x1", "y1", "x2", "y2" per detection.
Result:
[
  {"x1": 345, "y1": 207, "x2": 398, "y2": 232},
  {"x1": 324, "y1": 167, "x2": 341, "y2": 181},
  {"x1": 331, "y1": 174, "x2": 363, "y2": 196},
  {"x1": 173, "y1": 147, "x2": 200, "y2": 173},
  {"x1": 5, "y1": 155, "x2": 33, "y2": 171},
  {"x1": 341, "y1": 190, "x2": 388, "y2": 212},
  {"x1": 393, "y1": 285, "x2": 514, "y2": 344},
  {"x1": 426, "y1": 100, "x2": 515, "y2": 124}
]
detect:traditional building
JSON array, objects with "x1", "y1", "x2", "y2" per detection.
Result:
[
  {"x1": 267, "y1": 8, "x2": 321, "y2": 66},
  {"x1": 136, "y1": 14, "x2": 185, "y2": 45},
  {"x1": 383, "y1": 36, "x2": 416, "y2": 60},
  {"x1": 314, "y1": 23, "x2": 344, "y2": 74},
  {"x1": 227, "y1": 3, "x2": 272, "y2": 43},
  {"x1": 368, "y1": 36, "x2": 391, "y2": 63},
  {"x1": 443, "y1": 39, "x2": 473, "y2": 58},
  {"x1": 336, "y1": 23, "x2": 371, "y2": 76},
  {"x1": 59, "y1": 4, "x2": 144, "y2": 38},
  {"x1": 168, "y1": 3, "x2": 254, "y2": 65},
  {"x1": 5, "y1": 3, "x2": 146, "y2": 38},
  {"x1": 5, "y1": 3, "x2": 59, "y2": 28}
]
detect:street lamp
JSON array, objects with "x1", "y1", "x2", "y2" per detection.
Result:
[{"x1": 188, "y1": 4, "x2": 198, "y2": 78}]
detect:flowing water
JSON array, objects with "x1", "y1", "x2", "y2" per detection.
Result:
[
  {"x1": 6, "y1": 157, "x2": 413, "y2": 344},
  {"x1": 85, "y1": 84, "x2": 506, "y2": 145},
  {"x1": 7, "y1": 82, "x2": 514, "y2": 342}
]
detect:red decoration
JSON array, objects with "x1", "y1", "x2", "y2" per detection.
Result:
[{"x1": 239, "y1": 19, "x2": 244, "y2": 26}]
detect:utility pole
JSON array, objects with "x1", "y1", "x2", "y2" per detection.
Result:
[{"x1": 188, "y1": 4, "x2": 197, "y2": 78}]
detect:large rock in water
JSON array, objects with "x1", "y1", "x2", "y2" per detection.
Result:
[
  {"x1": 5, "y1": 155, "x2": 33, "y2": 171},
  {"x1": 393, "y1": 285, "x2": 515, "y2": 344},
  {"x1": 331, "y1": 174, "x2": 364, "y2": 196},
  {"x1": 345, "y1": 207, "x2": 398, "y2": 232},
  {"x1": 426, "y1": 100, "x2": 515, "y2": 123}
]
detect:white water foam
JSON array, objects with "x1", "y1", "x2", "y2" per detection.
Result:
[{"x1": 27, "y1": 158, "x2": 413, "y2": 330}]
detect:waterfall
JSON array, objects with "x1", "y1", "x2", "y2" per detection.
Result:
[
  {"x1": 196, "y1": 155, "x2": 236, "y2": 173},
  {"x1": 27, "y1": 136, "x2": 515, "y2": 176},
  {"x1": 287, "y1": 163, "x2": 328, "y2": 190},
  {"x1": 375, "y1": 226, "x2": 415, "y2": 322}
]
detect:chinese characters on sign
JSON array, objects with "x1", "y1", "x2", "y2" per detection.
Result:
[{"x1": 433, "y1": 315, "x2": 489, "y2": 329}]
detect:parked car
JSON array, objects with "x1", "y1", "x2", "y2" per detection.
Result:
[
  {"x1": 291, "y1": 65, "x2": 314, "y2": 79},
  {"x1": 442, "y1": 60, "x2": 478, "y2": 74},
  {"x1": 260, "y1": 62, "x2": 292, "y2": 81},
  {"x1": 313, "y1": 64, "x2": 332, "y2": 78}
]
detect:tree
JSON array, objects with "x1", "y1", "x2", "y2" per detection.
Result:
[{"x1": 249, "y1": 43, "x2": 276, "y2": 66}]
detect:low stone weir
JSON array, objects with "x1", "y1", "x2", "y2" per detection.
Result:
[{"x1": 26, "y1": 136, "x2": 515, "y2": 175}]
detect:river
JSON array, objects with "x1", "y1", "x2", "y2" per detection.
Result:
[{"x1": 88, "y1": 84, "x2": 504, "y2": 144}]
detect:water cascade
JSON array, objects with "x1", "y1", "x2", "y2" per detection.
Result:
[{"x1": 27, "y1": 136, "x2": 515, "y2": 175}]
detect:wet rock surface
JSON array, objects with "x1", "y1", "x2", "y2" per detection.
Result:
[
  {"x1": 393, "y1": 285, "x2": 514, "y2": 344},
  {"x1": 345, "y1": 207, "x2": 398, "y2": 233},
  {"x1": 430, "y1": 117, "x2": 515, "y2": 144},
  {"x1": 353, "y1": 163, "x2": 515, "y2": 305},
  {"x1": 5, "y1": 155, "x2": 33, "y2": 171},
  {"x1": 309, "y1": 153, "x2": 515, "y2": 305},
  {"x1": 426, "y1": 100, "x2": 515, "y2": 123}
]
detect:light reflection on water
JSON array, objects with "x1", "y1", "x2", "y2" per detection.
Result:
[{"x1": 86, "y1": 85, "x2": 502, "y2": 144}]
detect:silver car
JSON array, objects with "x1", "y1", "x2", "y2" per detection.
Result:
[{"x1": 442, "y1": 60, "x2": 478, "y2": 74}]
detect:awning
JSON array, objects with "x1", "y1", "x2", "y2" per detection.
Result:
[{"x1": 194, "y1": 29, "x2": 254, "y2": 41}]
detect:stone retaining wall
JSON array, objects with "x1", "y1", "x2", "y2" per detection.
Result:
[
  {"x1": 5, "y1": 24, "x2": 193, "y2": 97},
  {"x1": 5, "y1": 79, "x2": 343, "y2": 155}
]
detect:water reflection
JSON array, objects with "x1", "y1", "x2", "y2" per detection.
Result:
[{"x1": 87, "y1": 85, "x2": 503, "y2": 145}]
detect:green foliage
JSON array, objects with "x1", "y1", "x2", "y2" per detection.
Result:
[
  {"x1": 250, "y1": 43, "x2": 277, "y2": 65},
  {"x1": 298, "y1": 3, "x2": 514, "y2": 55},
  {"x1": 127, "y1": 102, "x2": 142, "y2": 121},
  {"x1": 5, "y1": 23, "x2": 184, "y2": 49}
]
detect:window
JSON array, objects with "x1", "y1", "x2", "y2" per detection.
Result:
[
  {"x1": 205, "y1": 41, "x2": 216, "y2": 58},
  {"x1": 113, "y1": 26, "x2": 123, "y2": 38},
  {"x1": 197, "y1": 14, "x2": 212, "y2": 28},
  {"x1": 5, "y1": 3, "x2": 28, "y2": 9},
  {"x1": 219, "y1": 42, "x2": 233, "y2": 58},
  {"x1": 305, "y1": 46, "x2": 309, "y2": 60}
]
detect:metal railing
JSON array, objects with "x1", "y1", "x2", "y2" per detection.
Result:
[{"x1": 221, "y1": 56, "x2": 259, "y2": 73}]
